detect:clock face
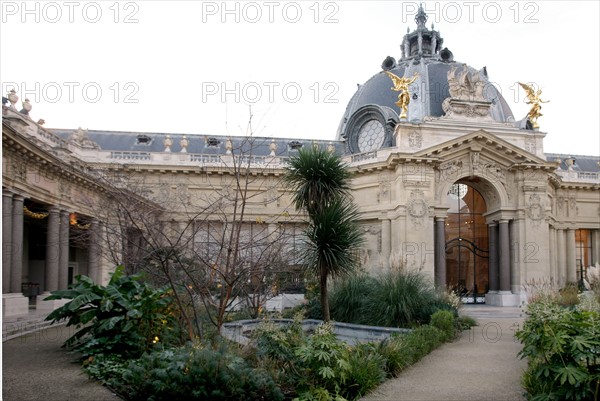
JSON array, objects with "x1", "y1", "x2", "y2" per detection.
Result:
[{"x1": 357, "y1": 119, "x2": 385, "y2": 152}]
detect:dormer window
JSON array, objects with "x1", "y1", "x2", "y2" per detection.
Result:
[
  {"x1": 288, "y1": 141, "x2": 303, "y2": 151},
  {"x1": 206, "y1": 137, "x2": 220, "y2": 148},
  {"x1": 136, "y1": 135, "x2": 152, "y2": 145}
]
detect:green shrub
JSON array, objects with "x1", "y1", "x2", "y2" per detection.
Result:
[
  {"x1": 83, "y1": 354, "x2": 128, "y2": 385},
  {"x1": 113, "y1": 344, "x2": 284, "y2": 401},
  {"x1": 430, "y1": 310, "x2": 456, "y2": 341},
  {"x1": 376, "y1": 336, "x2": 407, "y2": 377},
  {"x1": 294, "y1": 323, "x2": 352, "y2": 400},
  {"x1": 361, "y1": 271, "x2": 441, "y2": 327},
  {"x1": 455, "y1": 315, "x2": 477, "y2": 331},
  {"x1": 45, "y1": 266, "x2": 180, "y2": 358},
  {"x1": 401, "y1": 326, "x2": 443, "y2": 364},
  {"x1": 516, "y1": 300, "x2": 600, "y2": 401},
  {"x1": 558, "y1": 283, "x2": 580, "y2": 307},
  {"x1": 343, "y1": 343, "x2": 386, "y2": 400},
  {"x1": 252, "y1": 317, "x2": 307, "y2": 396},
  {"x1": 329, "y1": 271, "x2": 455, "y2": 328},
  {"x1": 329, "y1": 275, "x2": 378, "y2": 325}
]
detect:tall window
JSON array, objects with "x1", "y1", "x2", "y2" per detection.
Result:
[
  {"x1": 575, "y1": 229, "x2": 592, "y2": 283},
  {"x1": 445, "y1": 183, "x2": 489, "y2": 301}
]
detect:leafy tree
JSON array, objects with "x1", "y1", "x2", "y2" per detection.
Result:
[{"x1": 284, "y1": 146, "x2": 364, "y2": 321}]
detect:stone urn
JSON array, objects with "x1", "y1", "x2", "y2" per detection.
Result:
[
  {"x1": 21, "y1": 98, "x2": 32, "y2": 115},
  {"x1": 180, "y1": 135, "x2": 189, "y2": 153},
  {"x1": 7, "y1": 89, "x2": 18, "y2": 108},
  {"x1": 164, "y1": 135, "x2": 173, "y2": 152}
]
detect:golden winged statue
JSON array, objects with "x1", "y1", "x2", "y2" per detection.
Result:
[
  {"x1": 518, "y1": 82, "x2": 548, "y2": 129},
  {"x1": 385, "y1": 71, "x2": 419, "y2": 119}
]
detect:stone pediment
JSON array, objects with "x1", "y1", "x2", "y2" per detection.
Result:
[
  {"x1": 413, "y1": 130, "x2": 552, "y2": 168},
  {"x1": 410, "y1": 130, "x2": 557, "y2": 208}
]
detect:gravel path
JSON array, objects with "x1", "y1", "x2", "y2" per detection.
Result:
[
  {"x1": 361, "y1": 307, "x2": 527, "y2": 401},
  {"x1": 2, "y1": 324, "x2": 119, "y2": 401}
]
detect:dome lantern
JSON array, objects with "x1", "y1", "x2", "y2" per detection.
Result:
[{"x1": 401, "y1": 4, "x2": 443, "y2": 60}]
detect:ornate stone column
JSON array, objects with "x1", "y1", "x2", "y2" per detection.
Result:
[
  {"x1": 556, "y1": 229, "x2": 566, "y2": 286},
  {"x1": 488, "y1": 223, "x2": 499, "y2": 292},
  {"x1": 498, "y1": 220, "x2": 510, "y2": 292},
  {"x1": 434, "y1": 217, "x2": 446, "y2": 288},
  {"x1": 566, "y1": 228, "x2": 577, "y2": 283},
  {"x1": 45, "y1": 207, "x2": 60, "y2": 293},
  {"x1": 58, "y1": 210, "x2": 70, "y2": 290},
  {"x1": 10, "y1": 195, "x2": 24, "y2": 293},
  {"x1": 381, "y1": 219, "x2": 391, "y2": 272},
  {"x1": 3, "y1": 192, "x2": 13, "y2": 293}
]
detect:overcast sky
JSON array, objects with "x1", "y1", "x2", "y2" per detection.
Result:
[{"x1": 1, "y1": 1, "x2": 599, "y2": 156}]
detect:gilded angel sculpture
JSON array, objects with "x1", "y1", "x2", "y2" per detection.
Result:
[
  {"x1": 385, "y1": 71, "x2": 419, "y2": 119},
  {"x1": 518, "y1": 82, "x2": 548, "y2": 129}
]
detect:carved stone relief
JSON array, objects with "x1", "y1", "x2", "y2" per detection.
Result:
[
  {"x1": 470, "y1": 151, "x2": 480, "y2": 176},
  {"x1": 408, "y1": 130, "x2": 422, "y2": 149},
  {"x1": 568, "y1": 196, "x2": 578, "y2": 217},
  {"x1": 526, "y1": 193, "x2": 545, "y2": 227},
  {"x1": 407, "y1": 189, "x2": 428, "y2": 229},
  {"x1": 59, "y1": 180, "x2": 72, "y2": 200},
  {"x1": 378, "y1": 179, "x2": 391, "y2": 203},
  {"x1": 364, "y1": 224, "x2": 382, "y2": 253},
  {"x1": 11, "y1": 157, "x2": 26, "y2": 182},
  {"x1": 481, "y1": 161, "x2": 505, "y2": 183},
  {"x1": 436, "y1": 160, "x2": 463, "y2": 184},
  {"x1": 524, "y1": 137, "x2": 536, "y2": 154}
]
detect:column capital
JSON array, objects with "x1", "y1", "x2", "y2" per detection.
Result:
[
  {"x1": 434, "y1": 216, "x2": 447, "y2": 222},
  {"x1": 498, "y1": 219, "x2": 510, "y2": 224}
]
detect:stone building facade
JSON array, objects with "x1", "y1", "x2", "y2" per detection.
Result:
[{"x1": 3, "y1": 7, "x2": 599, "y2": 316}]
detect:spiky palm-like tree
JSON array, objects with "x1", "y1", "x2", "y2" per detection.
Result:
[
  {"x1": 283, "y1": 145, "x2": 352, "y2": 217},
  {"x1": 284, "y1": 146, "x2": 364, "y2": 321}
]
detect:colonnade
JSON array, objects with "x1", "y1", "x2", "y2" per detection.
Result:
[{"x1": 2, "y1": 190, "x2": 103, "y2": 316}]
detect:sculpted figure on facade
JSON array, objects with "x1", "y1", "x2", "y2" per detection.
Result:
[
  {"x1": 385, "y1": 71, "x2": 419, "y2": 119},
  {"x1": 447, "y1": 64, "x2": 486, "y2": 101},
  {"x1": 518, "y1": 82, "x2": 548, "y2": 129},
  {"x1": 442, "y1": 65, "x2": 493, "y2": 121},
  {"x1": 69, "y1": 127, "x2": 100, "y2": 149}
]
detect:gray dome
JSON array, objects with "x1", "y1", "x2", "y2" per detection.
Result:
[{"x1": 337, "y1": 5, "x2": 514, "y2": 144}]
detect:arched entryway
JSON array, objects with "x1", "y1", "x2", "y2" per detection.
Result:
[{"x1": 445, "y1": 183, "x2": 489, "y2": 303}]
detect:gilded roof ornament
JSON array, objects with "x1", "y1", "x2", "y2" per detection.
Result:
[
  {"x1": 385, "y1": 71, "x2": 419, "y2": 119},
  {"x1": 518, "y1": 82, "x2": 548, "y2": 129}
]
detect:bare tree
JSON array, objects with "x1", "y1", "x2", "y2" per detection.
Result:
[{"x1": 78, "y1": 124, "x2": 305, "y2": 338}]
